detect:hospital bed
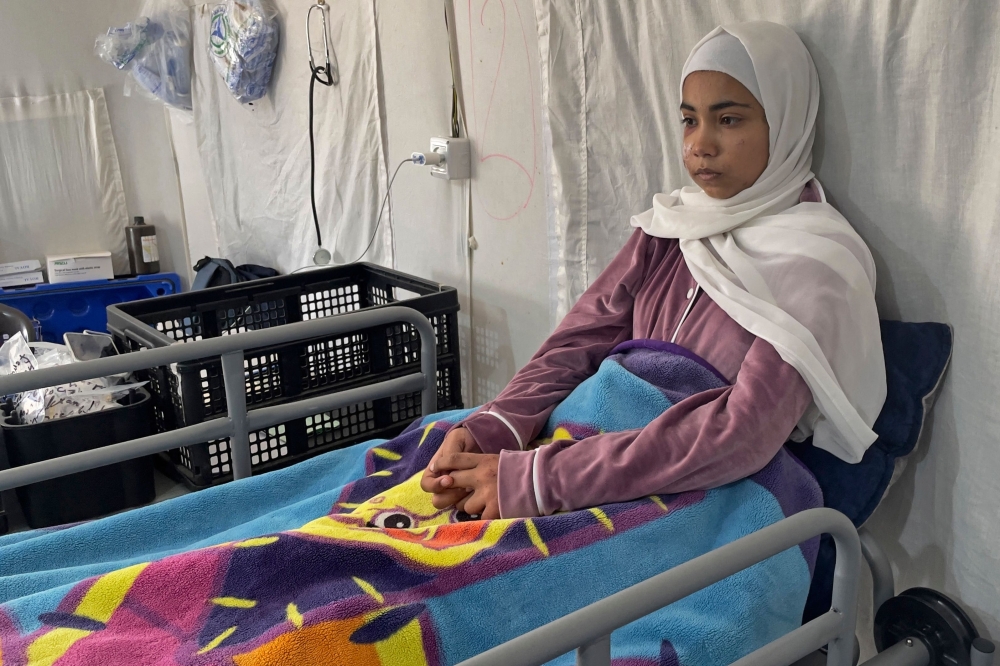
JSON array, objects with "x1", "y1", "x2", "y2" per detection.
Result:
[{"x1": 0, "y1": 305, "x2": 992, "y2": 666}]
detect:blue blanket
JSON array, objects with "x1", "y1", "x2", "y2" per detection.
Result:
[{"x1": 0, "y1": 344, "x2": 821, "y2": 665}]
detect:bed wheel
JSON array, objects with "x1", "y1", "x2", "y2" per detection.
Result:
[{"x1": 874, "y1": 588, "x2": 980, "y2": 666}]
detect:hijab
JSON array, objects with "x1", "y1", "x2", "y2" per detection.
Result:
[{"x1": 631, "y1": 21, "x2": 886, "y2": 463}]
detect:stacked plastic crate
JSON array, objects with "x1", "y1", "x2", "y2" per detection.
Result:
[{"x1": 108, "y1": 264, "x2": 463, "y2": 489}]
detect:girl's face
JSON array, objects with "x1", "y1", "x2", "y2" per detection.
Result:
[{"x1": 681, "y1": 71, "x2": 770, "y2": 199}]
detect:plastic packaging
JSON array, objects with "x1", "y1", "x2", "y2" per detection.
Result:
[
  {"x1": 95, "y1": 18, "x2": 154, "y2": 70},
  {"x1": 208, "y1": 0, "x2": 280, "y2": 103},
  {"x1": 0, "y1": 334, "x2": 147, "y2": 425},
  {"x1": 95, "y1": 0, "x2": 192, "y2": 110}
]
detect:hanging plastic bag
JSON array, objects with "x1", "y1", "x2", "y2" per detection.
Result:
[
  {"x1": 0, "y1": 334, "x2": 146, "y2": 425},
  {"x1": 95, "y1": 0, "x2": 193, "y2": 110},
  {"x1": 208, "y1": 0, "x2": 280, "y2": 103},
  {"x1": 129, "y1": 4, "x2": 193, "y2": 111},
  {"x1": 95, "y1": 18, "x2": 153, "y2": 70}
]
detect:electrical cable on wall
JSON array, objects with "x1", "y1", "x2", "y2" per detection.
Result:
[
  {"x1": 293, "y1": 156, "x2": 415, "y2": 273},
  {"x1": 352, "y1": 158, "x2": 413, "y2": 263},
  {"x1": 443, "y1": 0, "x2": 476, "y2": 403},
  {"x1": 444, "y1": 5, "x2": 461, "y2": 139}
]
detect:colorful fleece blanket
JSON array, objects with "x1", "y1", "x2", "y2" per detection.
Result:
[{"x1": 0, "y1": 343, "x2": 821, "y2": 665}]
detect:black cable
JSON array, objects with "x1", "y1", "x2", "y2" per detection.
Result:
[
  {"x1": 309, "y1": 64, "x2": 335, "y2": 248},
  {"x1": 351, "y1": 158, "x2": 412, "y2": 263},
  {"x1": 444, "y1": 5, "x2": 460, "y2": 137}
]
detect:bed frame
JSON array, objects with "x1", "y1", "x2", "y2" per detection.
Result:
[
  {"x1": 0, "y1": 306, "x2": 437, "y2": 492},
  {"x1": 456, "y1": 519, "x2": 994, "y2": 666},
  {"x1": 0, "y1": 307, "x2": 992, "y2": 666}
]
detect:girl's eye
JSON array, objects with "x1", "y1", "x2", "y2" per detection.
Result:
[
  {"x1": 681, "y1": 117, "x2": 695, "y2": 127},
  {"x1": 721, "y1": 116, "x2": 741, "y2": 126}
]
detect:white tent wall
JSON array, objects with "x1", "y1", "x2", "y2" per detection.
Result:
[
  {"x1": 0, "y1": 0, "x2": 192, "y2": 286},
  {"x1": 189, "y1": 1, "x2": 395, "y2": 272},
  {"x1": 168, "y1": 0, "x2": 552, "y2": 406},
  {"x1": 370, "y1": 0, "x2": 553, "y2": 405},
  {"x1": 535, "y1": 0, "x2": 1000, "y2": 651}
]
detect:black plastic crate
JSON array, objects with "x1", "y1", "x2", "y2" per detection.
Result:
[
  {"x1": 106, "y1": 263, "x2": 462, "y2": 488},
  {"x1": 157, "y1": 355, "x2": 462, "y2": 488},
  {"x1": 0, "y1": 388, "x2": 155, "y2": 528}
]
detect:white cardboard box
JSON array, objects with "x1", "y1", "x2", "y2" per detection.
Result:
[
  {"x1": 0, "y1": 271, "x2": 44, "y2": 288},
  {"x1": 46, "y1": 252, "x2": 114, "y2": 284},
  {"x1": 0, "y1": 259, "x2": 42, "y2": 276}
]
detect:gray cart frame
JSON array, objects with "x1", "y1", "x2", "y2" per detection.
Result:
[
  {"x1": 0, "y1": 305, "x2": 437, "y2": 492},
  {"x1": 0, "y1": 306, "x2": 982, "y2": 666},
  {"x1": 458, "y1": 507, "x2": 862, "y2": 666}
]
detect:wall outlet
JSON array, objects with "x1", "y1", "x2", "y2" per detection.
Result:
[{"x1": 429, "y1": 137, "x2": 470, "y2": 180}]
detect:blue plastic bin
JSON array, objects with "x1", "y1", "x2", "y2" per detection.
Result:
[{"x1": 0, "y1": 274, "x2": 181, "y2": 342}]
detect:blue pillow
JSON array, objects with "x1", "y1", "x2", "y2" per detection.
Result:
[{"x1": 790, "y1": 320, "x2": 953, "y2": 623}]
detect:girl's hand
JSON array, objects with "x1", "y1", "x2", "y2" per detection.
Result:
[
  {"x1": 437, "y1": 452, "x2": 501, "y2": 519},
  {"x1": 420, "y1": 427, "x2": 481, "y2": 508}
]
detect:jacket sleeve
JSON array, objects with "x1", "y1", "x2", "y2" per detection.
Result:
[
  {"x1": 496, "y1": 337, "x2": 814, "y2": 518},
  {"x1": 461, "y1": 230, "x2": 652, "y2": 454}
]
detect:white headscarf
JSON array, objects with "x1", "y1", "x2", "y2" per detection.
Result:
[
  {"x1": 631, "y1": 21, "x2": 886, "y2": 463},
  {"x1": 683, "y1": 30, "x2": 763, "y2": 105}
]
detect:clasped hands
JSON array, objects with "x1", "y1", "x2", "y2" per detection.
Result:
[{"x1": 419, "y1": 426, "x2": 501, "y2": 520}]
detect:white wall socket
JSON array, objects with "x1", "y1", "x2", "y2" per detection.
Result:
[{"x1": 429, "y1": 137, "x2": 470, "y2": 180}]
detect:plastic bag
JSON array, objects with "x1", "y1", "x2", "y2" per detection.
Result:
[
  {"x1": 95, "y1": 18, "x2": 153, "y2": 70},
  {"x1": 0, "y1": 334, "x2": 44, "y2": 411},
  {"x1": 96, "y1": 0, "x2": 192, "y2": 110},
  {"x1": 0, "y1": 334, "x2": 147, "y2": 425},
  {"x1": 208, "y1": 0, "x2": 280, "y2": 103}
]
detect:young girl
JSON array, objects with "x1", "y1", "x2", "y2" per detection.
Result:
[{"x1": 421, "y1": 21, "x2": 886, "y2": 520}]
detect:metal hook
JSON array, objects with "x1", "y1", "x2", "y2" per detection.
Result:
[{"x1": 307, "y1": 2, "x2": 332, "y2": 76}]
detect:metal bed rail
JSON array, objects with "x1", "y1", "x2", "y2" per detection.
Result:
[
  {"x1": 457, "y1": 507, "x2": 861, "y2": 666},
  {"x1": 0, "y1": 305, "x2": 437, "y2": 492}
]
